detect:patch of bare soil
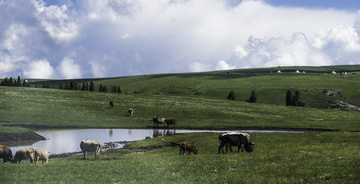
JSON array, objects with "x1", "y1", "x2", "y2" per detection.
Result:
[{"x1": 0, "y1": 132, "x2": 46, "y2": 143}]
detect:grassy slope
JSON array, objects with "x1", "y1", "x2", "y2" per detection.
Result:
[
  {"x1": 1, "y1": 65, "x2": 360, "y2": 132},
  {"x1": 1, "y1": 132, "x2": 359, "y2": 183}
]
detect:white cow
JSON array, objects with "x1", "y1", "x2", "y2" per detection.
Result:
[
  {"x1": 34, "y1": 147, "x2": 50, "y2": 164},
  {"x1": 80, "y1": 140, "x2": 101, "y2": 160}
]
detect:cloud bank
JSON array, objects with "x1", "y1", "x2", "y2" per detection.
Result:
[{"x1": 0, "y1": 0, "x2": 359, "y2": 79}]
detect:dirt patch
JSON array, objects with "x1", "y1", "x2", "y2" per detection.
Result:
[{"x1": 0, "y1": 131, "x2": 46, "y2": 143}]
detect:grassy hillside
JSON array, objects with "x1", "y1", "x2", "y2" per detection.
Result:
[{"x1": 1, "y1": 65, "x2": 360, "y2": 132}]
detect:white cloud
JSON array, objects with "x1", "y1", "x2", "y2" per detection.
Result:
[
  {"x1": 56, "y1": 57, "x2": 82, "y2": 79},
  {"x1": 23, "y1": 59, "x2": 54, "y2": 79},
  {"x1": 0, "y1": 0, "x2": 359, "y2": 79},
  {"x1": 216, "y1": 60, "x2": 235, "y2": 70}
]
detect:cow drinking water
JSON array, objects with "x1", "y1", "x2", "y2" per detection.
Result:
[{"x1": 80, "y1": 140, "x2": 101, "y2": 160}]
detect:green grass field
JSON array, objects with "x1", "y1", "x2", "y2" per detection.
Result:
[{"x1": 1, "y1": 65, "x2": 360, "y2": 183}]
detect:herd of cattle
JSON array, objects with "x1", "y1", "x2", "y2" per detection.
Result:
[{"x1": 0, "y1": 132, "x2": 255, "y2": 163}]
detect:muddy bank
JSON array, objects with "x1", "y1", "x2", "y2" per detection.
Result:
[{"x1": 0, "y1": 131, "x2": 46, "y2": 143}]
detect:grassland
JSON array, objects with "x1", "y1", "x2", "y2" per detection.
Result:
[
  {"x1": 1, "y1": 132, "x2": 359, "y2": 183},
  {"x1": 0, "y1": 65, "x2": 360, "y2": 183}
]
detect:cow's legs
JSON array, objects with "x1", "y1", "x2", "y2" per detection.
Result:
[
  {"x1": 218, "y1": 144, "x2": 225, "y2": 154},
  {"x1": 83, "y1": 151, "x2": 87, "y2": 159}
]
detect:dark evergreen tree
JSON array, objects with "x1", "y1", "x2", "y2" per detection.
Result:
[
  {"x1": 59, "y1": 83, "x2": 63, "y2": 89},
  {"x1": 102, "y1": 85, "x2": 107, "y2": 92},
  {"x1": 286, "y1": 90, "x2": 293, "y2": 106},
  {"x1": 9, "y1": 77, "x2": 13, "y2": 86},
  {"x1": 89, "y1": 81, "x2": 94, "y2": 91},
  {"x1": 69, "y1": 80, "x2": 78, "y2": 90},
  {"x1": 85, "y1": 83, "x2": 89, "y2": 91},
  {"x1": 42, "y1": 82, "x2": 47, "y2": 88},
  {"x1": 117, "y1": 86, "x2": 122, "y2": 93},
  {"x1": 18, "y1": 76, "x2": 21, "y2": 87},
  {"x1": 22, "y1": 79, "x2": 26, "y2": 87},
  {"x1": 3, "y1": 77, "x2": 8, "y2": 86},
  {"x1": 247, "y1": 90, "x2": 257, "y2": 103},
  {"x1": 47, "y1": 83, "x2": 50, "y2": 88},
  {"x1": 227, "y1": 91, "x2": 236, "y2": 100},
  {"x1": 82, "y1": 83, "x2": 86, "y2": 91},
  {"x1": 65, "y1": 82, "x2": 69, "y2": 89},
  {"x1": 99, "y1": 84, "x2": 103, "y2": 92}
]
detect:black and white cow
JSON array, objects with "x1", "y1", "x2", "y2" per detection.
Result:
[{"x1": 218, "y1": 132, "x2": 255, "y2": 154}]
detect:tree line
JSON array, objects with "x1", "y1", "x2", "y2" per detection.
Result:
[
  {"x1": 0, "y1": 76, "x2": 30, "y2": 87},
  {"x1": 227, "y1": 90, "x2": 306, "y2": 107}
]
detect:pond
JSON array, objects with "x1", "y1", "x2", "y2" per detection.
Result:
[{"x1": 4, "y1": 129, "x2": 302, "y2": 156}]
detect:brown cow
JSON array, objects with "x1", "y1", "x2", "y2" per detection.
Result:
[
  {"x1": 109, "y1": 101, "x2": 114, "y2": 108},
  {"x1": 14, "y1": 148, "x2": 35, "y2": 164},
  {"x1": 0, "y1": 145, "x2": 13, "y2": 163},
  {"x1": 179, "y1": 142, "x2": 198, "y2": 155}
]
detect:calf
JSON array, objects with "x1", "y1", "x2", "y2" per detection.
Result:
[
  {"x1": 179, "y1": 142, "x2": 199, "y2": 155},
  {"x1": 34, "y1": 148, "x2": 50, "y2": 164},
  {"x1": 14, "y1": 148, "x2": 35, "y2": 164},
  {"x1": 0, "y1": 145, "x2": 13, "y2": 163},
  {"x1": 109, "y1": 101, "x2": 114, "y2": 108}
]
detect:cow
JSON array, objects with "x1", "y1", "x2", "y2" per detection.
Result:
[
  {"x1": 164, "y1": 119, "x2": 176, "y2": 128},
  {"x1": 14, "y1": 148, "x2": 35, "y2": 164},
  {"x1": 109, "y1": 101, "x2": 114, "y2": 108},
  {"x1": 33, "y1": 148, "x2": 50, "y2": 164},
  {"x1": 128, "y1": 108, "x2": 134, "y2": 116},
  {"x1": 80, "y1": 140, "x2": 101, "y2": 160},
  {"x1": 0, "y1": 145, "x2": 13, "y2": 163},
  {"x1": 218, "y1": 132, "x2": 255, "y2": 154},
  {"x1": 179, "y1": 142, "x2": 199, "y2": 155},
  {"x1": 152, "y1": 115, "x2": 165, "y2": 126}
]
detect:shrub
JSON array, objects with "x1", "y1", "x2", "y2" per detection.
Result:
[{"x1": 227, "y1": 91, "x2": 236, "y2": 100}]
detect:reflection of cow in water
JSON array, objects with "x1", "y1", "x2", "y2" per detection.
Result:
[
  {"x1": 109, "y1": 101, "x2": 114, "y2": 108},
  {"x1": 218, "y1": 132, "x2": 255, "y2": 154}
]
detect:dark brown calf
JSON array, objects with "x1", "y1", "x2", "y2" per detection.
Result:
[{"x1": 179, "y1": 142, "x2": 198, "y2": 155}]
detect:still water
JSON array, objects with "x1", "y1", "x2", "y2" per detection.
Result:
[{"x1": 5, "y1": 129, "x2": 302, "y2": 155}]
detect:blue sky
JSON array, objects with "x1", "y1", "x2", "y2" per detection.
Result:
[{"x1": 1, "y1": 0, "x2": 360, "y2": 79}]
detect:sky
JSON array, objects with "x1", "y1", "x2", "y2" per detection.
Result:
[{"x1": 1, "y1": 0, "x2": 360, "y2": 79}]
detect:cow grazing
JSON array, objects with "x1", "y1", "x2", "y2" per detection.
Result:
[
  {"x1": 14, "y1": 148, "x2": 35, "y2": 164},
  {"x1": 152, "y1": 115, "x2": 159, "y2": 125},
  {"x1": 34, "y1": 148, "x2": 50, "y2": 164},
  {"x1": 109, "y1": 101, "x2": 114, "y2": 108},
  {"x1": 218, "y1": 132, "x2": 255, "y2": 154},
  {"x1": 80, "y1": 140, "x2": 101, "y2": 160},
  {"x1": 128, "y1": 108, "x2": 134, "y2": 116},
  {"x1": 0, "y1": 145, "x2": 13, "y2": 163},
  {"x1": 179, "y1": 142, "x2": 198, "y2": 155},
  {"x1": 164, "y1": 119, "x2": 176, "y2": 128},
  {"x1": 152, "y1": 115, "x2": 165, "y2": 126}
]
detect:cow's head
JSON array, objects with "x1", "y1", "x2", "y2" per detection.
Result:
[
  {"x1": 245, "y1": 143, "x2": 255, "y2": 152},
  {"x1": 194, "y1": 149, "x2": 199, "y2": 155}
]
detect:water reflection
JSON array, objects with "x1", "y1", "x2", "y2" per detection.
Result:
[{"x1": 3, "y1": 128, "x2": 302, "y2": 156}]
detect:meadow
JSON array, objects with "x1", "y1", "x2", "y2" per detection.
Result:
[{"x1": 0, "y1": 65, "x2": 360, "y2": 183}]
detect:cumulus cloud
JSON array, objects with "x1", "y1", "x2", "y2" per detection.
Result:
[
  {"x1": 23, "y1": 59, "x2": 53, "y2": 79},
  {"x1": 0, "y1": 0, "x2": 359, "y2": 79},
  {"x1": 56, "y1": 57, "x2": 82, "y2": 79}
]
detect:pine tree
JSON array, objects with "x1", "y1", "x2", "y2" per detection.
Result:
[
  {"x1": 117, "y1": 86, "x2": 122, "y2": 93},
  {"x1": 59, "y1": 83, "x2": 63, "y2": 89},
  {"x1": 286, "y1": 90, "x2": 293, "y2": 106},
  {"x1": 102, "y1": 85, "x2": 107, "y2": 92},
  {"x1": 82, "y1": 82, "x2": 86, "y2": 91},
  {"x1": 9, "y1": 77, "x2": 13, "y2": 86},
  {"x1": 247, "y1": 90, "x2": 257, "y2": 103},
  {"x1": 99, "y1": 84, "x2": 103, "y2": 92},
  {"x1": 227, "y1": 91, "x2": 236, "y2": 100},
  {"x1": 65, "y1": 82, "x2": 69, "y2": 89},
  {"x1": 42, "y1": 82, "x2": 47, "y2": 88},
  {"x1": 89, "y1": 81, "x2": 94, "y2": 91},
  {"x1": 85, "y1": 83, "x2": 89, "y2": 91},
  {"x1": 18, "y1": 76, "x2": 21, "y2": 87}
]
